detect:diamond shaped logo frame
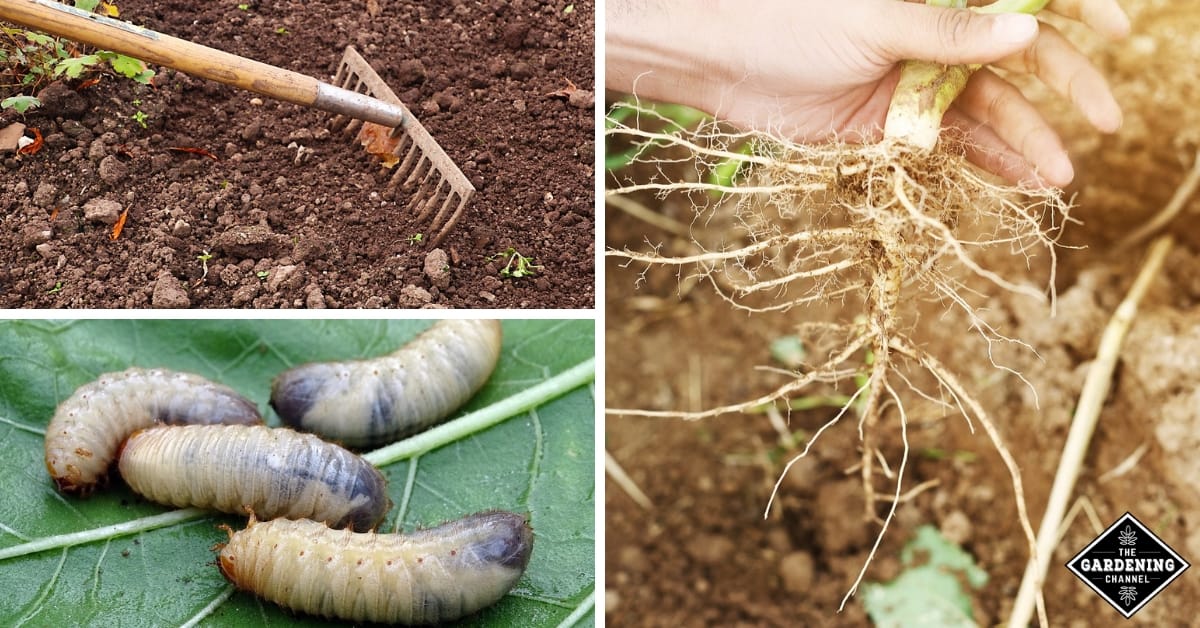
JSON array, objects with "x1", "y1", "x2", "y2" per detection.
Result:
[{"x1": 1065, "y1": 512, "x2": 1189, "y2": 619}]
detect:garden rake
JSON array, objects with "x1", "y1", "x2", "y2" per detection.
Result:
[{"x1": 2, "y1": 0, "x2": 475, "y2": 247}]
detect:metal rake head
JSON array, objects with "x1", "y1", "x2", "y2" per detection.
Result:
[{"x1": 329, "y1": 46, "x2": 475, "y2": 248}]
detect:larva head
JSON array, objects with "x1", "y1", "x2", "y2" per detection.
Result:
[
  {"x1": 217, "y1": 548, "x2": 241, "y2": 586},
  {"x1": 465, "y1": 511, "x2": 534, "y2": 572},
  {"x1": 46, "y1": 462, "x2": 90, "y2": 495},
  {"x1": 330, "y1": 464, "x2": 392, "y2": 533},
  {"x1": 269, "y1": 365, "x2": 327, "y2": 429},
  {"x1": 44, "y1": 439, "x2": 99, "y2": 496}
]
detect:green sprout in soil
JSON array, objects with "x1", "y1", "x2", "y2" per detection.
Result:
[
  {"x1": 274, "y1": 27, "x2": 289, "y2": 35},
  {"x1": 407, "y1": 233, "x2": 424, "y2": 245},
  {"x1": 1, "y1": 95, "x2": 40, "y2": 114},
  {"x1": 196, "y1": 250, "x2": 213, "y2": 281},
  {"x1": 46, "y1": 282, "x2": 63, "y2": 294},
  {"x1": 130, "y1": 110, "x2": 148, "y2": 128},
  {"x1": 237, "y1": 4, "x2": 250, "y2": 10},
  {"x1": 255, "y1": 270, "x2": 269, "y2": 280},
  {"x1": 490, "y1": 247, "x2": 544, "y2": 279},
  {"x1": 607, "y1": 0, "x2": 1054, "y2": 618}
]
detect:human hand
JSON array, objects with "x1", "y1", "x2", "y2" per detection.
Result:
[{"x1": 606, "y1": 0, "x2": 1129, "y2": 187}]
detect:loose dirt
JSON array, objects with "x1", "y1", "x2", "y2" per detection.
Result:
[
  {"x1": 606, "y1": 1, "x2": 1200, "y2": 625},
  {"x1": 1, "y1": 0, "x2": 594, "y2": 308}
]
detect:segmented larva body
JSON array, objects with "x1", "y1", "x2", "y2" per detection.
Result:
[
  {"x1": 219, "y1": 511, "x2": 533, "y2": 625},
  {"x1": 44, "y1": 367, "x2": 262, "y2": 495},
  {"x1": 118, "y1": 424, "x2": 391, "y2": 532},
  {"x1": 271, "y1": 319, "x2": 503, "y2": 448}
]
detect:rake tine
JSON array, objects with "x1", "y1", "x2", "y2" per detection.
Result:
[
  {"x1": 404, "y1": 157, "x2": 432, "y2": 190},
  {"x1": 405, "y1": 168, "x2": 438, "y2": 213},
  {"x1": 415, "y1": 178, "x2": 450, "y2": 224},
  {"x1": 430, "y1": 194, "x2": 471, "y2": 248},
  {"x1": 425, "y1": 182, "x2": 458, "y2": 229}
]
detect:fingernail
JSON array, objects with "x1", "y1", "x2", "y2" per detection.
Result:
[
  {"x1": 991, "y1": 13, "x2": 1038, "y2": 47},
  {"x1": 1046, "y1": 151, "x2": 1074, "y2": 187}
]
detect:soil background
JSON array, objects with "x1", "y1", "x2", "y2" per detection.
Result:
[
  {"x1": 606, "y1": 1, "x2": 1200, "y2": 626},
  {"x1": 1, "y1": 0, "x2": 594, "y2": 308}
]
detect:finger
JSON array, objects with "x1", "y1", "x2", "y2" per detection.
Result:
[
  {"x1": 870, "y1": 3, "x2": 1039, "y2": 66},
  {"x1": 943, "y1": 107, "x2": 1049, "y2": 187},
  {"x1": 1043, "y1": 0, "x2": 1131, "y2": 39},
  {"x1": 955, "y1": 68, "x2": 1074, "y2": 187},
  {"x1": 994, "y1": 21, "x2": 1122, "y2": 133}
]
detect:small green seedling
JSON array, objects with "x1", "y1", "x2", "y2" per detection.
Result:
[
  {"x1": 1, "y1": 96, "x2": 42, "y2": 114},
  {"x1": 131, "y1": 110, "x2": 148, "y2": 128},
  {"x1": 237, "y1": 3, "x2": 250, "y2": 10},
  {"x1": 255, "y1": 270, "x2": 269, "y2": 280},
  {"x1": 489, "y1": 247, "x2": 544, "y2": 279},
  {"x1": 197, "y1": 250, "x2": 213, "y2": 281},
  {"x1": 274, "y1": 26, "x2": 289, "y2": 35},
  {"x1": 407, "y1": 233, "x2": 424, "y2": 245},
  {"x1": 47, "y1": 282, "x2": 64, "y2": 294}
]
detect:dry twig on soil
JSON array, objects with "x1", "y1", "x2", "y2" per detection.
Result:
[{"x1": 1009, "y1": 234, "x2": 1174, "y2": 628}]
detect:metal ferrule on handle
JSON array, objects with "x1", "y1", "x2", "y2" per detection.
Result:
[
  {"x1": 314, "y1": 83, "x2": 407, "y2": 128},
  {"x1": 1, "y1": 0, "x2": 408, "y2": 127}
]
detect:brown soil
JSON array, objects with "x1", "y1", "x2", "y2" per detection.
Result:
[
  {"x1": 1, "y1": 0, "x2": 593, "y2": 308},
  {"x1": 605, "y1": 2, "x2": 1200, "y2": 626}
]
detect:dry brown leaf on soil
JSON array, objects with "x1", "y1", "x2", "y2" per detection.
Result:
[
  {"x1": 110, "y1": 208, "x2": 128, "y2": 241},
  {"x1": 18, "y1": 128, "x2": 43, "y2": 155},
  {"x1": 357, "y1": 122, "x2": 400, "y2": 168}
]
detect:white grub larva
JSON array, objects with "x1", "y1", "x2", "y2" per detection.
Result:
[
  {"x1": 271, "y1": 319, "x2": 503, "y2": 448},
  {"x1": 118, "y1": 424, "x2": 391, "y2": 532},
  {"x1": 219, "y1": 511, "x2": 534, "y2": 625},
  {"x1": 44, "y1": 367, "x2": 262, "y2": 495}
]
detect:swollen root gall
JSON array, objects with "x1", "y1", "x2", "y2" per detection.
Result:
[
  {"x1": 218, "y1": 511, "x2": 534, "y2": 625},
  {"x1": 270, "y1": 319, "x2": 503, "y2": 448},
  {"x1": 44, "y1": 368, "x2": 262, "y2": 495},
  {"x1": 118, "y1": 424, "x2": 390, "y2": 531}
]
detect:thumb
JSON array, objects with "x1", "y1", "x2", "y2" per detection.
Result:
[{"x1": 872, "y1": 4, "x2": 1039, "y2": 66}]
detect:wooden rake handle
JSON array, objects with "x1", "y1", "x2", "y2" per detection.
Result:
[{"x1": 1, "y1": 0, "x2": 407, "y2": 127}]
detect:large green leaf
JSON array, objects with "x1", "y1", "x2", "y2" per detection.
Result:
[{"x1": 0, "y1": 320, "x2": 595, "y2": 627}]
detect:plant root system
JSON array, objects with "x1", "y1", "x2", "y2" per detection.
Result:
[{"x1": 606, "y1": 103, "x2": 1070, "y2": 620}]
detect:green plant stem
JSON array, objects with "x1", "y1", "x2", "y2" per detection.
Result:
[
  {"x1": 883, "y1": 0, "x2": 1051, "y2": 149},
  {"x1": 0, "y1": 357, "x2": 595, "y2": 561},
  {"x1": 554, "y1": 590, "x2": 596, "y2": 628},
  {"x1": 0, "y1": 508, "x2": 206, "y2": 561}
]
